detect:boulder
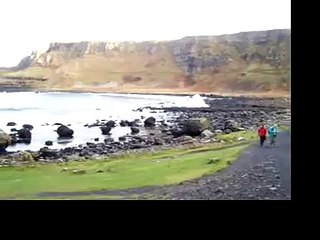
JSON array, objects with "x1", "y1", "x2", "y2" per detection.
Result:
[
  {"x1": 57, "y1": 125, "x2": 74, "y2": 138},
  {"x1": 23, "y1": 124, "x2": 34, "y2": 130},
  {"x1": 224, "y1": 120, "x2": 241, "y2": 132},
  {"x1": 120, "y1": 120, "x2": 130, "y2": 127},
  {"x1": 201, "y1": 130, "x2": 215, "y2": 138},
  {"x1": 104, "y1": 138, "x2": 115, "y2": 144},
  {"x1": 131, "y1": 127, "x2": 140, "y2": 134},
  {"x1": 173, "y1": 118, "x2": 211, "y2": 137},
  {"x1": 0, "y1": 129, "x2": 11, "y2": 150},
  {"x1": 6, "y1": 122, "x2": 16, "y2": 126},
  {"x1": 39, "y1": 147, "x2": 61, "y2": 159},
  {"x1": 144, "y1": 117, "x2": 156, "y2": 127},
  {"x1": 154, "y1": 138, "x2": 165, "y2": 145},
  {"x1": 13, "y1": 151, "x2": 35, "y2": 162},
  {"x1": 129, "y1": 120, "x2": 139, "y2": 127},
  {"x1": 17, "y1": 128, "x2": 32, "y2": 139},
  {"x1": 105, "y1": 120, "x2": 116, "y2": 128},
  {"x1": 45, "y1": 140, "x2": 53, "y2": 146},
  {"x1": 100, "y1": 126, "x2": 112, "y2": 135},
  {"x1": 119, "y1": 136, "x2": 126, "y2": 141}
]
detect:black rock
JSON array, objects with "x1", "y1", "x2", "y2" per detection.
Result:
[
  {"x1": 6, "y1": 122, "x2": 16, "y2": 126},
  {"x1": 45, "y1": 141, "x2": 53, "y2": 146},
  {"x1": 104, "y1": 138, "x2": 115, "y2": 144},
  {"x1": 39, "y1": 147, "x2": 61, "y2": 159},
  {"x1": 129, "y1": 120, "x2": 139, "y2": 127},
  {"x1": 94, "y1": 138, "x2": 99, "y2": 141},
  {"x1": 86, "y1": 142, "x2": 97, "y2": 148},
  {"x1": 120, "y1": 120, "x2": 130, "y2": 127},
  {"x1": 57, "y1": 125, "x2": 74, "y2": 138},
  {"x1": 23, "y1": 124, "x2": 34, "y2": 130},
  {"x1": 119, "y1": 136, "x2": 126, "y2": 141},
  {"x1": 100, "y1": 126, "x2": 112, "y2": 135},
  {"x1": 17, "y1": 128, "x2": 32, "y2": 139},
  {"x1": 10, "y1": 128, "x2": 17, "y2": 132},
  {"x1": 105, "y1": 120, "x2": 116, "y2": 128},
  {"x1": 131, "y1": 127, "x2": 140, "y2": 134},
  {"x1": 144, "y1": 117, "x2": 156, "y2": 127}
]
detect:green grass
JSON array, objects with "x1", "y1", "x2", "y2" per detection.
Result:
[
  {"x1": 0, "y1": 128, "x2": 291, "y2": 199},
  {"x1": 0, "y1": 142, "x2": 250, "y2": 199}
]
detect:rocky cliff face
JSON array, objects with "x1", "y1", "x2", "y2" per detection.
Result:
[{"x1": 11, "y1": 29, "x2": 290, "y2": 92}]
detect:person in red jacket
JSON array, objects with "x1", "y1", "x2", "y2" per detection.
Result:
[{"x1": 258, "y1": 124, "x2": 267, "y2": 147}]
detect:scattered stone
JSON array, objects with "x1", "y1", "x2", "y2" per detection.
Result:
[
  {"x1": 105, "y1": 120, "x2": 116, "y2": 128},
  {"x1": 6, "y1": 122, "x2": 16, "y2": 126},
  {"x1": 144, "y1": 117, "x2": 156, "y2": 127},
  {"x1": 119, "y1": 136, "x2": 126, "y2": 141},
  {"x1": 0, "y1": 129, "x2": 11, "y2": 150},
  {"x1": 201, "y1": 130, "x2": 215, "y2": 138},
  {"x1": 13, "y1": 151, "x2": 34, "y2": 162},
  {"x1": 45, "y1": 141, "x2": 53, "y2": 146},
  {"x1": 131, "y1": 127, "x2": 140, "y2": 134},
  {"x1": 154, "y1": 138, "x2": 165, "y2": 145},
  {"x1": 96, "y1": 169, "x2": 104, "y2": 173},
  {"x1": 207, "y1": 158, "x2": 220, "y2": 164},
  {"x1": 120, "y1": 120, "x2": 130, "y2": 127},
  {"x1": 100, "y1": 126, "x2": 112, "y2": 135},
  {"x1": 17, "y1": 128, "x2": 32, "y2": 141},
  {"x1": 22, "y1": 124, "x2": 33, "y2": 130},
  {"x1": 57, "y1": 125, "x2": 74, "y2": 138},
  {"x1": 237, "y1": 137, "x2": 246, "y2": 141},
  {"x1": 94, "y1": 138, "x2": 99, "y2": 141},
  {"x1": 39, "y1": 147, "x2": 61, "y2": 159},
  {"x1": 72, "y1": 169, "x2": 87, "y2": 174}
]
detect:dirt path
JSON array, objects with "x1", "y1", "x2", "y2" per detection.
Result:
[
  {"x1": 149, "y1": 130, "x2": 291, "y2": 200},
  {"x1": 36, "y1": 131, "x2": 290, "y2": 200}
]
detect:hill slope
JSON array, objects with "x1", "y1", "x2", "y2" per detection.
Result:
[{"x1": 1, "y1": 29, "x2": 290, "y2": 94}]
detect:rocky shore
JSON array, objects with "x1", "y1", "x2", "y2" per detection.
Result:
[{"x1": 0, "y1": 95, "x2": 290, "y2": 166}]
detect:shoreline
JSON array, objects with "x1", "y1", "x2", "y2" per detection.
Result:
[
  {"x1": 1, "y1": 93, "x2": 291, "y2": 167},
  {"x1": 0, "y1": 87, "x2": 290, "y2": 98}
]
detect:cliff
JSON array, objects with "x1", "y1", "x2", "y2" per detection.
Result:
[{"x1": 3, "y1": 29, "x2": 290, "y2": 94}]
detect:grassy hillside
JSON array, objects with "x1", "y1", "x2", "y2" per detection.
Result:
[{"x1": 1, "y1": 30, "x2": 290, "y2": 94}]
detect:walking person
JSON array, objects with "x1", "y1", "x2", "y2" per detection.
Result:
[
  {"x1": 268, "y1": 124, "x2": 278, "y2": 146},
  {"x1": 258, "y1": 124, "x2": 267, "y2": 147}
]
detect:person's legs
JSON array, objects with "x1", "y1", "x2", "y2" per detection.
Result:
[
  {"x1": 260, "y1": 136, "x2": 265, "y2": 147},
  {"x1": 270, "y1": 135, "x2": 275, "y2": 145}
]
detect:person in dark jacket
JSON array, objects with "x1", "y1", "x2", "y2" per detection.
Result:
[{"x1": 258, "y1": 124, "x2": 267, "y2": 147}]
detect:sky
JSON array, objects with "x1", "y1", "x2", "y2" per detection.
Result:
[{"x1": 0, "y1": 0, "x2": 290, "y2": 67}]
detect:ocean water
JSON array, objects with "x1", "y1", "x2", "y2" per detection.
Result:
[{"x1": 0, "y1": 92, "x2": 209, "y2": 151}]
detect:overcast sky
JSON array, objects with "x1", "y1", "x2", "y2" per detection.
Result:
[{"x1": 0, "y1": 0, "x2": 290, "y2": 67}]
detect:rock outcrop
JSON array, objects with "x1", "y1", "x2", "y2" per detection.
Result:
[{"x1": 3, "y1": 29, "x2": 290, "y2": 93}]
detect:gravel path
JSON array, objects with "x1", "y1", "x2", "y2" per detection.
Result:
[
  {"x1": 145, "y1": 130, "x2": 291, "y2": 200},
  {"x1": 36, "y1": 130, "x2": 290, "y2": 200}
]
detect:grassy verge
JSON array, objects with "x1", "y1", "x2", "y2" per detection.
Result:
[
  {"x1": 0, "y1": 141, "x2": 251, "y2": 199},
  {"x1": 0, "y1": 128, "x2": 290, "y2": 199}
]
